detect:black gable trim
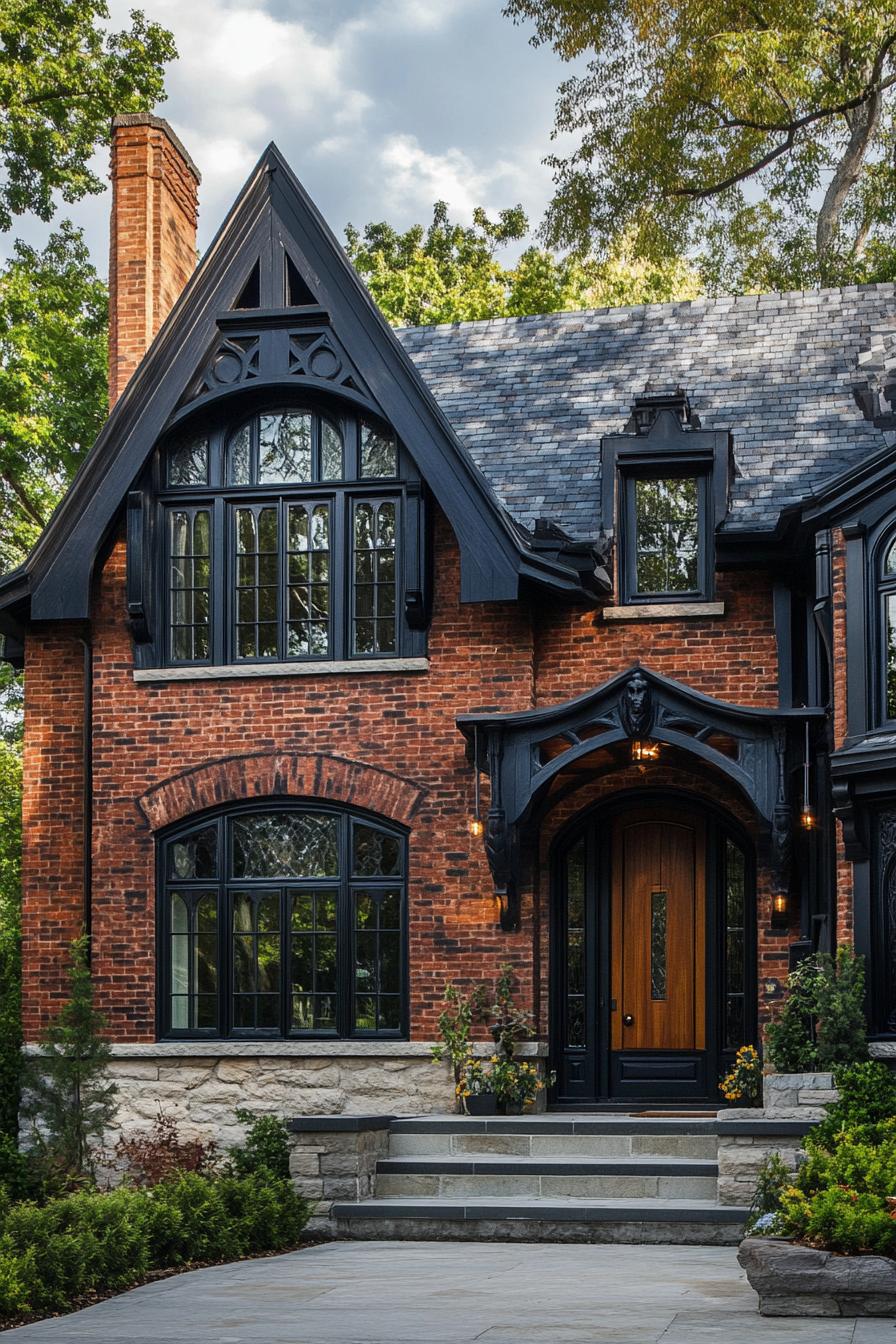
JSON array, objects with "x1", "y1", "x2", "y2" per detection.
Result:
[{"x1": 8, "y1": 145, "x2": 584, "y2": 626}]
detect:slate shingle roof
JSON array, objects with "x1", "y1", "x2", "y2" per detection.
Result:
[{"x1": 397, "y1": 284, "x2": 896, "y2": 539}]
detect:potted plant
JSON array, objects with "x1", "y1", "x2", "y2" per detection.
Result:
[
  {"x1": 456, "y1": 1055, "x2": 497, "y2": 1115},
  {"x1": 490, "y1": 1055, "x2": 551, "y2": 1114},
  {"x1": 719, "y1": 1044, "x2": 762, "y2": 1106}
]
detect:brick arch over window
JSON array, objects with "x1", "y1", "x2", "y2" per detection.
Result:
[{"x1": 136, "y1": 752, "x2": 427, "y2": 832}]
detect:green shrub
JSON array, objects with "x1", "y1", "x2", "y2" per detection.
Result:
[
  {"x1": 229, "y1": 1109, "x2": 291, "y2": 1181},
  {"x1": 811, "y1": 1060, "x2": 896, "y2": 1151},
  {"x1": 765, "y1": 947, "x2": 868, "y2": 1073},
  {"x1": 779, "y1": 1183, "x2": 896, "y2": 1257},
  {"x1": 0, "y1": 1169, "x2": 310, "y2": 1321},
  {"x1": 0, "y1": 1135, "x2": 39, "y2": 1205}
]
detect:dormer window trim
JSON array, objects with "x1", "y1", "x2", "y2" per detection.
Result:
[{"x1": 600, "y1": 403, "x2": 732, "y2": 608}]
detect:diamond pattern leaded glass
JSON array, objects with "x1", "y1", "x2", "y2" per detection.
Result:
[
  {"x1": 168, "y1": 436, "x2": 209, "y2": 487},
  {"x1": 650, "y1": 890, "x2": 667, "y2": 1000},
  {"x1": 360, "y1": 422, "x2": 397, "y2": 478},
  {"x1": 231, "y1": 812, "x2": 339, "y2": 879},
  {"x1": 352, "y1": 824, "x2": 401, "y2": 876}
]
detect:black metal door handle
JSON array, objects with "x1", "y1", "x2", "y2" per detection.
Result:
[{"x1": 623, "y1": 1013, "x2": 634, "y2": 1027}]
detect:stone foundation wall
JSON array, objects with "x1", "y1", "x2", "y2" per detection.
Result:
[
  {"x1": 762, "y1": 1071, "x2": 836, "y2": 1114},
  {"x1": 57, "y1": 1043, "x2": 457, "y2": 1151},
  {"x1": 288, "y1": 1118, "x2": 392, "y2": 1230}
]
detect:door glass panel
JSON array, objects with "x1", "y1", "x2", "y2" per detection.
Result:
[
  {"x1": 724, "y1": 839, "x2": 747, "y2": 1048},
  {"x1": 650, "y1": 890, "x2": 668, "y2": 1000},
  {"x1": 887, "y1": 594, "x2": 896, "y2": 720},
  {"x1": 566, "y1": 838, "x2": 586, "y2": 1049}
]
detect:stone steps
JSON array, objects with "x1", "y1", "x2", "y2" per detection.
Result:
[
  {"x1": 289, "y1": 1111, "x2": 812, "y2": 1245},
  {"x1": 331, "y1": 1195, "x2": 750, "y2": 1245},
  {"x1": 374, "y1": 1154, "x2": 719, "y2": 1200}
]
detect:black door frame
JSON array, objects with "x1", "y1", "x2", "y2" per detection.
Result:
[{"x1": 549, "y1": 787, "x2": 757, "y2": 1107}]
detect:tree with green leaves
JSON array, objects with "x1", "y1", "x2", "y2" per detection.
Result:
[
  {"x1": 22, "y1": 936, "x2": 117, "y2": 1179},
  {"x1": 504, "y1": 1, "x2": 896, "y2": 290},
  {"x1": 0, "y1": 0, "x2": 175, "y2": 232},
  {"x1": 345, "y1": 200, "x2": 699, "y2": 326},
  {"x1": 0, "y1": 223, "x2": 107, "y2": 575}
]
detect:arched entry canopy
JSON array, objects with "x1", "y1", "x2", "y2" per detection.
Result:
[{"x1": 457, "y1": 664, "x2": 825, "y2": 930}]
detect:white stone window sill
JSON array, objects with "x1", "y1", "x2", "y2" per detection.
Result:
[
  {"x1": 602, "y1": 602, "x2": 725, "y2": 622},
  {"x1": 133, "y1": 657, "x2": 430, "y2": 683},
  {"x1": 25, "y1": 1040, "x2": 548, "y2": 1059}
]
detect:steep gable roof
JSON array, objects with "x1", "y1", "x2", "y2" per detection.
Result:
[
  {"x1": 397, "y1": 286, "x2": 896, "y2": 540},
  {"x1": 1, "y1": 144, "x2": 584, "y2": 628}
]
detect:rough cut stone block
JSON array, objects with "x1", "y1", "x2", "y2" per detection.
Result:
[{"x1": 738, "y1": 1237, "x2": 896, "y2": 1317}]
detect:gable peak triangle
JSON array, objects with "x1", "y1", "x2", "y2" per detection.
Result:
[{"x1": 0, "y1": 137, "x2": 587, "y2": 631}]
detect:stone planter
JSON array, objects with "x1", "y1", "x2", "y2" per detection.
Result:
[
  {"x1": 738, "y1": 1237, "x2": 896, "y2": 1317},
  {"x1": 762, "y1": 1071, "x2": 836, "y2": 1115}
]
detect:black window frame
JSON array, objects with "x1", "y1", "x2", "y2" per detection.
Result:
[
  {"x1": 157, "y1": 802, "x2": 409, "y2": 1042},
  {"x1": 619, "y1": 467, "x2": 712, "y2": 604},
  {"x1": 135, "y1": 401, "x2": 428, "y2": 670}
]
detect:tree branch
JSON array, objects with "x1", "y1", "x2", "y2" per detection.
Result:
[
  {"x1": 0, "y1": 471, "x2": 46, "y2": 529},
  {"x1": 671, "y1": 131, "x2": 795, "y2": 198}
]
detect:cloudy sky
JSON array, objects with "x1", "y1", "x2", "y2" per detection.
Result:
[{"x1": 10, "y1": 0, "x2": 583, "y2": 277}]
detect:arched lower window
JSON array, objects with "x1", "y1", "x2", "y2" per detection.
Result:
[
  {"x1": 159, "y1": 806, "x2": 407, "y2": 1039},
  {"x1": 880, "y1": 535, "x2": 896, "y2": 722}
]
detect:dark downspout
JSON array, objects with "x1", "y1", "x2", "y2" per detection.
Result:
[{"x1": 77, "y1": 636, "x2": 93, "y2": 958}]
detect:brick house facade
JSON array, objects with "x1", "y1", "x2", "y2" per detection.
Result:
[{"x1": 4, "y1": 117, "x2": 896, "y2": 1141}]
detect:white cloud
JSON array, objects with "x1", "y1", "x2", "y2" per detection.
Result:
[{"x1": 376, "y1": 133, "x2": 521, "y2": 220}]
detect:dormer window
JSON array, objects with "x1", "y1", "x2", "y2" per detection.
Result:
[
  {"x1": 600, "y1": 393, "x2": 731, "y2": 608},
  {"x1": 134, "y1": 405, "x2": 428, "y2": 672},
  {"x1": 626, "y1": 472, "x2": 710, "y2": 601}
]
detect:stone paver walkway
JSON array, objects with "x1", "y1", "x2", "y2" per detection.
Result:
[{"x1": 6, "y1": 1241, "x2": 896, "y2": 1342}]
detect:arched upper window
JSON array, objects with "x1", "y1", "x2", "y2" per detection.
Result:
[
  {"x1": 879, "y1": 534, "x2": 896, "y2": 722},
  {"x1": 160, "y1": 804, "x2": 407, "y2": 1040},
  {"x1": 149, "y1": 406, "x2": 423, "y2": 670}
]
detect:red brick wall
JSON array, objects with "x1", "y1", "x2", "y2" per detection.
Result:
[
  {"x1": 21, "y1": 510, "x2": 791, "y2": 1045},
  {"x1": 108, "y1": 116, "x2": 199, "y2": 408}
]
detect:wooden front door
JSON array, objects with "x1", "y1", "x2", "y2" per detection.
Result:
[{"x1": 609, "y1": 808, "x2": 706, "y2": 1098}]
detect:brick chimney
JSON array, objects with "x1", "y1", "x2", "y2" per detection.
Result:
[{"x1": 108, "y1": 114, "x2": 201, "y2": 408}]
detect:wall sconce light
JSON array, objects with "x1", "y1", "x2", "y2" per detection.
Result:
[
  {"x1": 470, "y1": 723, "x2": 483, "y2": 840},
  {"x1": 800, "y1": 719, "x2": 816, "y2": 831},
  {"x1": 631, "y1": 739, "x2": 660, "y2": 762},
  {"x1": 771, "y1": 890, "x2": 790, "y2": 930}
]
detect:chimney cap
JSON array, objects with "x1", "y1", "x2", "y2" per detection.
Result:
[{"x1": 111, "y1": 113, "x2": 201, "y2": 184}]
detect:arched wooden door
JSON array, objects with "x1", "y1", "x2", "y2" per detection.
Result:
[{"x1": 552, "y1": 797, "x2": 753, "y2": 1105}]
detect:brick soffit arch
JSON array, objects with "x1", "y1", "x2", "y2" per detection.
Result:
[{"x1": 137, "y1": 752, "x2": 428, "y2": 832}]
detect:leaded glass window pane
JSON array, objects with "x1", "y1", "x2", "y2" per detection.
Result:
[
  {"x1": 169, "y1": 890, "x2": 217, "y2": 1032},
  {"x1": 650, "y1": 890, "x2": 668, "y2": 1000},
  {"x1": 169, "y1": 508, "x2": 211, "y2": 662},
  {"x1": 724, "y1": 839, "x2": 747, "y2": 1049},
  {"x1": 887, "y1": 594, "x2": 896, "y2": 721},
  {"x1": 353, "y1": 888, "x2": 402, "y2": 1032},
  {"x1": 352, "y1": 823, "x2": 402, "y2": 877},
  {"x1": 258, "y1": 413, "x2": 312, "y2": 483},
  {"x1": 228, "y1": 423, "x2": 251, "y2": 484},
  {"x1": 168, "y1": 436, "x2": 208, "y2": 487},
  {"x1": 566, "y1": 838, "x2": 586, "y2": 1049},
  {"x1": 360, "y1": 423, "x2": 397, "y2": 478},
  {"x1": 635, "y1": 477, "x2": 699, "y2": 595},
  {"x1": 287, "y1": 502, "x2": 330, "y2": 656},
  {"x1": 353, "y1": 500, "x2": 397, "y2": 654},
  {"x1": 321, "y1": 420, "x2": 343, "y2": 479},
  {"x1": 231, "y1": 812, "x2": 339, "y2": 878},
  {"x1": 167, "y1": 824, "x2": 218, "y2": 880},
  {"x1": 234, "y1": 505, "x2": 279, "y2": 659},
  {"x1": 886, "y1": 541, "x2": 896, "y2": 576},
  {"x1": 232, "y1": 890, "x2": 281, "y2": 1030},
  {"x1": 290, "y1": 889, "x2": 338, "y2": 1032}
]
